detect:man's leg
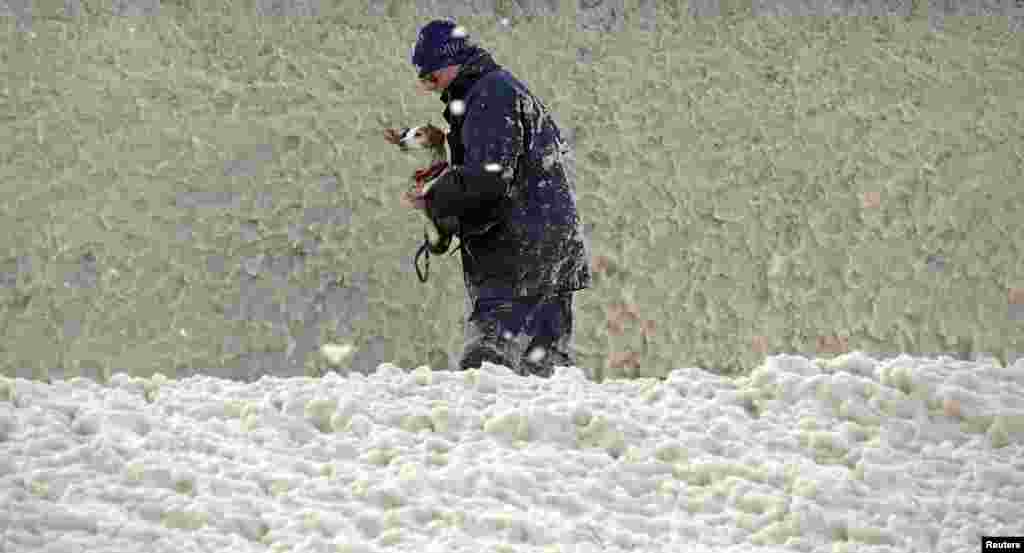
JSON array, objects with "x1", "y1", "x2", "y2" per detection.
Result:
[
  {"x1": 519, "y1": 292, "x2": 575, "y2": 378},
  {"x1": 459, "y1": 292, "x2": 575, "y2": 377},
  {"x1": 459, "y1": 297, "x2": 524, "y2": 373}
]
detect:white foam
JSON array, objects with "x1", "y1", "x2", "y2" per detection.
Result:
[
  {"x1": 0, "y1": 352, "x2": 1022, "y2": 552},
  {"x1": 449, "y1": 99, "x2": 465, "y2": 116}
]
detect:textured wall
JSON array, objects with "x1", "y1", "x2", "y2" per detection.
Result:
[{"x1": 1, "y1": 0, "x2": 1023, "y2": 382}]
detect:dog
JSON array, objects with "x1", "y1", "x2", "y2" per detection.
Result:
[
  {"x1": 383, "y1": 122, "x2": 460, "y2": 282},
  {"x1": 383, "y1": 122, "x2": 450, "y2": 192},
  {"x1": 393, "y1": 124, "x2": 449, "y2": 166}
]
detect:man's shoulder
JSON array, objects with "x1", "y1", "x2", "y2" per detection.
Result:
[{"x1": 469, "y1": 69, "x2": 527, "y2": 101}]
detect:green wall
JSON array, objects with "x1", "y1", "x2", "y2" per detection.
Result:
[{"x1": 2, "y1": 4, "x2": 1022, "y2": 382}]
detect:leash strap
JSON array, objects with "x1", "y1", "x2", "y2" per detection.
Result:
[
  {"x1": 410, "y1": 163, "x2": 451, "y2": 285},
  {"x1": 415, "y1": 240, "x2": 430, "y2": 283}
]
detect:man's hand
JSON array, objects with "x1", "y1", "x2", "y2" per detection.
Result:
[
  {"x1": 402, "y1": 162, "x2": 449, "y2": 212},
  {"x1": 401, "y1": 187, "x2": 429, "y2": 211}
]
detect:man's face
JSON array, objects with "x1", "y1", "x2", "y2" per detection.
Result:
[{"x1": 416, "y1": 65, "x2": 459, "y2": 94}]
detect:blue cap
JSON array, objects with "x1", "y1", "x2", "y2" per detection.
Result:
[{"x1": 410, "y1": 19, "x2": 475, "y2": 78}]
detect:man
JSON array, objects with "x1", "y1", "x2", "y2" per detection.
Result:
[{"x1": 392, "y1": 19, "x2": 591, "y2": 378}]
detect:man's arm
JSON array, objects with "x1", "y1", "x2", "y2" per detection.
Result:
[{"x1": 425, "y1": 79, "x2": 524, "y2": 221}]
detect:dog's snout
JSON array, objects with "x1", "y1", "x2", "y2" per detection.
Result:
[
  {"x1": 397, "y1": 127, "x2": 423, "y2": 151},
  {"x1": 394, "y1": 128, "x2": 410, "y2": 146}
]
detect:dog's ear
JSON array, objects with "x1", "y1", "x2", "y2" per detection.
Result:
[
  {"x1": 378, "y1": 113, "x2": 403, "y2": 146},
  {"x1": 383, "y1": 128, "x2": 402, "y2": 145}
]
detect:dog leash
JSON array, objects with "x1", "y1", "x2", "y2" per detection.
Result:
[
  {"x1": 412, "y1": 162, "x2": 452, "y2": 284},
  {"x1": 414, "y1": 229, "x2": 462, "y2": 283},
  {"x1": 415, "y1": 236, "x2": 431, "y2": 283}
]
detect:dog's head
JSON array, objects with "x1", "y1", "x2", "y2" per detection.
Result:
[{"x1": 397, "y1": 124, "x2": 446, "y2": 152}]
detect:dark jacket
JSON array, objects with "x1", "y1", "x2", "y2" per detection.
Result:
[{"x1": 424, "y1": 48, "x2": 591, "y2": 300}]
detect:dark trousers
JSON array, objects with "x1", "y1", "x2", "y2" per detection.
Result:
[{"x1": 459, "y1": 291, "x2": 575, "y2": 377}]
